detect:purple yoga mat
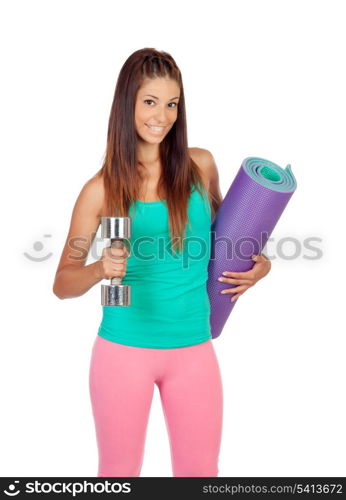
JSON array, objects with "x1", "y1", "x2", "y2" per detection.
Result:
[{"x1": 207, "y1": 157, "x2": 297, "y2": 339}]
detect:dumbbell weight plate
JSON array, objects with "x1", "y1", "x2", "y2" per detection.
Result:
[{"x1": 101, "y1": 283, "x2": 131, "y2": 306}]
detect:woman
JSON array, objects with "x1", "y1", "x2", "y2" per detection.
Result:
[{"x1": 53, "y1": 48, "x2": 271, "y2": 477}]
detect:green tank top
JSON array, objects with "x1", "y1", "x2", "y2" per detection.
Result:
[{"x1": 97, "y1": 184, "x2": 212, "y2": 348}]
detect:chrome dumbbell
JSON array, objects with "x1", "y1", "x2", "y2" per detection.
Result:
[{"x1": 100, "y1": 216, "x2": 131, "y2": 306}]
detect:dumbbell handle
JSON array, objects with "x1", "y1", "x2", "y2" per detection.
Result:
[{"x1": 110, "y1": 239, "x2": 125, "y2": 286}]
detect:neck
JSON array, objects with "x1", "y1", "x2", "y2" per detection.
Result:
[{"x1": 136, "y1": 139, "x2": 161, "y2": 166}]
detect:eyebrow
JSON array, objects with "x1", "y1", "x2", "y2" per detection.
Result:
[{"x1": 144, "y1": 94, "x2": 179, "y2": 101}]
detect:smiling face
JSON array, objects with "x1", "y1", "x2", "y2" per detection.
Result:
[{"x1": 134, "y1": 77, "x2": 180, "y2": 145}]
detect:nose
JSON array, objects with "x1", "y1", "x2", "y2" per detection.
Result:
[{"x1": 153, "y1": 104, "x2": 169, "y2": 125}]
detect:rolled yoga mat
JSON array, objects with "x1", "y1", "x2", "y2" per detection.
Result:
[{"x1": 207, "y1": 156, "x2": 297, "y2": 339}]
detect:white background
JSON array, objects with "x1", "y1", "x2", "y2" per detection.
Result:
[{"x1": 1, "y1": 0, "x2": 345, "y2": 478}]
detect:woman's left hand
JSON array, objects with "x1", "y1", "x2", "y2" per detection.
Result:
[{"x1": 218, "y1": 254, "x2": 271, "y2": 303}]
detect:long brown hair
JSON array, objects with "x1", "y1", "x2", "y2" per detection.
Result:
[{"x1": 97, "y1": 47, "x2": 215, "y2": 254}]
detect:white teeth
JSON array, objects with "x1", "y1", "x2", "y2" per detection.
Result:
[{"x1": 147, "y1": 125, "x2": 164, "y2": 131}]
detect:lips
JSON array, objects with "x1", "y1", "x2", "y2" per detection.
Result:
[{"x1": 146, "y1": 124, "x2": 166, "y2": 133}]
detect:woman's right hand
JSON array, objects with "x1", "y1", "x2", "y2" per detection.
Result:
[{"x1": 97, "y1": 245, "x2": 129, "y2": 280}]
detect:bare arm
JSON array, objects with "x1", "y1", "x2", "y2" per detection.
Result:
[
  {"x1": 52, "y1": 175, "x2": 104, "y2": 299},
  {"x1": 53, "y1": 262, "x2": 104, "y2": 300}
]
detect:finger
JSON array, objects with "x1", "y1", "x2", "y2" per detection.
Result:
[
  {"x1": 111, "y1": 257, "x2": 126, "y2": 263},
  {"x1": 110, "y1": 250, "x2": 126, "y2": 260},
  {"x1": 253, "y1": 254, "x2": 269, "y2": 264},
  {"x1": 220, "y1": 285, "x2": 249, "y2": 295},
  {"x1": 218, "y1": 276, "x2": 253, "y2": 286},
  {"x1": 109, "y1": 247, "x2": 121, "y2": 257},
  {"x1": 222, "y1": 270, "x2": 255, "y2": 280}
]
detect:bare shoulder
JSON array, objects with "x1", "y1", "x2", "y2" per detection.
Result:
[
  {"x1": 188, "y1": 146, "x2": 214, "y2": 169},
  {"x1": 189, "y1": 148, "x2": 212, "y2": 189},
  {"x1": 188, "y1": 147, "x2": 217, "y2": 188},
  {"x1": 80, "y1": 172, "x2": 105, "y2": 217},
  {"x1": 53, "y1": 173, "x2": 105, "y2": 276},
  {"x1": 189, "y1": 147, "x2": 223, "y2": 213}
]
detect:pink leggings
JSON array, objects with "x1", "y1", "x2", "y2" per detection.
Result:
[{"x1": 89, "y1": 335, "x2": 223, "y2": 477}]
